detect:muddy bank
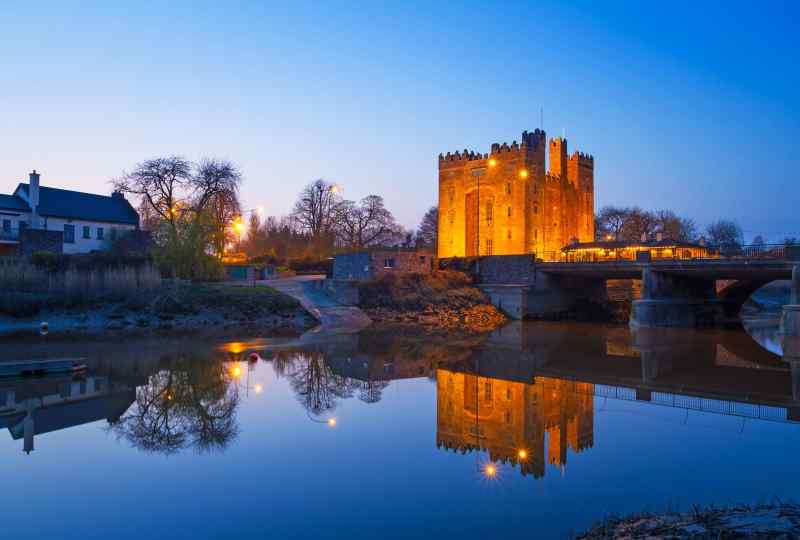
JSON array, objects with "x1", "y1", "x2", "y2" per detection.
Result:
[
  {"x1": 577, "y1": 503, "x2": 800, "y2": 539},
  {"x1": 356, "y1": 271, "x2": 507, "y2": 333},
  {"x1": 0, "y1": 283, "x2": 316, "y2": 340}
]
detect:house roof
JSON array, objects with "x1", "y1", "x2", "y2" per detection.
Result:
[
  {"x1": 0, "y1": 194, "x2": 30, "y2": 212},
  {"x1": 16, "y1": 183, "x2": 139, "y2": 225}
]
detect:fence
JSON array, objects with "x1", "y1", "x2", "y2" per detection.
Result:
[{"x1": 0, "y1": 258, "x2": 162, "y2": 297}]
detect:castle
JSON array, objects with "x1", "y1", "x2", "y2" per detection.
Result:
[{"x1": 437, "y1": 129, "x2": 594, "y2": 259}]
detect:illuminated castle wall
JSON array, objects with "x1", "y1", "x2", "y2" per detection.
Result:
[
  {"x1": 436, "y1": 370, "x2": 594, "y2": 477},
  {"x1": 438, "y1": 130, "x2": 595, "y2": 259}
]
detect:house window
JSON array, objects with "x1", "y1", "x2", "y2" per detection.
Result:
[
  {"x1": 83, "y1": 226, "x2": 91, "y2": 239},
  {"x1": 1, "y1": 219, "x2": 10, "y2": 233},
  {"x1": 63, "y1": 224, "x2": 75, "y2": 243},
  {"x1": 383, "y1": 257, "x2": 395, "y2": 269},
  {"x1": 97, "y1": 227, "x2": 104, "y2": 240},
  {"x1": 110, "y1": 228, "x2": 117, "y2": 241},
  {"x1": 507, "y1": 206, "x2": 512, "y2": 217}
]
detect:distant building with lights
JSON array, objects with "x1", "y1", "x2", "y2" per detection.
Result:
[{"x1": 561, "y1": 237, "x2": 711, "y2": 263}]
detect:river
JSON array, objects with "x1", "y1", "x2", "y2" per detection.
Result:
[{"x1": 1, "y1": 320, "x2": 798, "y2": 539}]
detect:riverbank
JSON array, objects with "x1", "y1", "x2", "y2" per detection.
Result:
[
  {"x1": 357, "y1": 270, "x2": 507, "y2": 333},
  {"x1": 577, "y1": 503, "x2": 800, "y2": 539},
  {"x1": 0, "y1": 283, "x2": 316, "y2": 340}
]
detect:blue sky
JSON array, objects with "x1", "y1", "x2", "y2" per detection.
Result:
[{"x1": 1, "y1": 1, "x2": 798, "y2": 240}]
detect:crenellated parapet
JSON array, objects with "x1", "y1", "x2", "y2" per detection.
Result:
[
  {"x1": 438, "y1": 149, "x2": 489, "y2": 162},
  {"x1": 569, "y1": 151, "x2": 594, "y2": 166}
]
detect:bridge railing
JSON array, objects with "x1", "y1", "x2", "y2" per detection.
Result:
[{"x1": 538, "y1": 243, "x2": 791, "y2": 264}]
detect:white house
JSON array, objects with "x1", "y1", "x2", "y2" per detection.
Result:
[{"x1": 0, "y1": 170, "x2": 140, "y2": 256}]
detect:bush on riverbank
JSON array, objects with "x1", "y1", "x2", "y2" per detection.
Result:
[{"x1": 357, "y1": 271, "x2": 506, "y2": 332}]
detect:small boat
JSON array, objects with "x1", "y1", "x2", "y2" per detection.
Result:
[{"x1": 0, "y1": 359, "x2": 88, "y2": 378}]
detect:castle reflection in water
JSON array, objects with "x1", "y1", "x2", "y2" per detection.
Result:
[
  {"x1": 0, "y1": 321, "x2": 796, "y2": 474},
  {"x1": 437, "y1": 371, "x2": 593, "y2": 478}
]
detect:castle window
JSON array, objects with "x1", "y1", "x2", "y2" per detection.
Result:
[
  {"x1": 506, "y1": 183, "x2": 512, "y2": 195},
  {"x1": 448, "y1": 186, "x2": 454, "y2": 200},
  {"x1": 485, "y1": 239, "x2": 493, "y2": 255},
  {"x1": 506, "y1": 388, "x2": 512, "y2": 400},
  {"x1": 507, "y1": 206, "x2": 512, "y2": 217},
  {"x1": 507, "y1": 230, "x2": 512, "y2": 240},
  {"x1": 534, "y1": 229, "x2": 538, "y2": 241},
  {"x1": 484, "y1": 381, "x2": 493, "y2": 401},
  {"x1": 534, "y1": 204, "x2": 538, "y2": 214},
  {"x1": 505, "y1": 411, "x2": 512, "y2": 424},
  {"x1": 485, "y1": 202, "x2": 493, "y2": 222}
]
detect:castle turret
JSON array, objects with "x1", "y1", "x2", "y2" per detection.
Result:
[{"x1": 548, "y1": 138, "x2": 568, "y2": 179}]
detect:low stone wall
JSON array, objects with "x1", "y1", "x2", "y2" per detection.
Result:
[{"x1": 477, "y1": 255, "x2": 537, "y2": 285}]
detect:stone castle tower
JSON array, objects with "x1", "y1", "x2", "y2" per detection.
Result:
[{"x1": 437, "y1": 129, "x2": 594, "y2": 259}]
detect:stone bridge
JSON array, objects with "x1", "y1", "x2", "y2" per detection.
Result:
[{"x1": 464, "y1": 252, "x2": 800, "y2": 332}]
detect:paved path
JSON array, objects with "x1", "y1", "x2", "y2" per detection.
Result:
[{"x1": 260, "y1": 275, "x2": 372, "y2": 334}]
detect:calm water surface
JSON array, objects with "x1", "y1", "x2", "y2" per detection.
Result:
[{"x1": 1, "y1": 322, "x2": 798, "y2": 539}]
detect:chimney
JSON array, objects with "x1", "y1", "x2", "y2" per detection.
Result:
[
  {"x1": 112, "y1": 190, "x2": 125, "y2": 199},
  {"x1": 29, "y1": 170, "x2": 41, "y2": 228}
]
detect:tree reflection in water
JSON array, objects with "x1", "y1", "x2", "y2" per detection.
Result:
[
  {"x1": 111, "y1": 358, "x2": 240, "y2": 455},
  {"x1": 284, "y1": 352, "x2": 359, "y2": 415}
]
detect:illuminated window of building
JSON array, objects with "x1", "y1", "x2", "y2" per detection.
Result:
[
  {"x1": 485, "y1": 239, "x2": 493, "y2": 255},
  {"x1": 484, "y1": 381, "x2": 492, "y2": 401}
]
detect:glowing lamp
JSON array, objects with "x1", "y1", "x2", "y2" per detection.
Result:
[
  {"x1": 254, "y1": 384, "x2": 263, "y2": 394},
  {"x1": 519, "y1": 169, "x2": 528, "y2": 179},
  {"x1": 330, "y1": 185, "x2": 339, "y2": 194},
  {"x1": 484, "y1": 464, "x2": 497, "y2": 478},
  {"x1": 517, "y1": 450, "x2": 528, "y2": 460},
  {"x1": 488, "y1": 158, "x2": 497, "y2": 167},
  {"x1": 231, "y1": 366, "x2": 242, "y2": 378},
  {"x1": 327, "y1": 418, "x2": 337, "y2": 427}
]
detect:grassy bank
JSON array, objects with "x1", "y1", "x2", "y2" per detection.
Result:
[
  {"x1": 0, "y1": 282, "x2": 315, "y2": 338},
  {"x1": 357, "y1": 270, "x2": 507, "y2": 332}
]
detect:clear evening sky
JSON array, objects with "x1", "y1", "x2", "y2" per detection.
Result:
[{"x1": 2, "y1": 1, "x2": 798, "y2": 240}]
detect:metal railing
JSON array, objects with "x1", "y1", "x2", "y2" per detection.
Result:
[{"x1": 537, "y1": 243, "x2": 794, "y2": 264}]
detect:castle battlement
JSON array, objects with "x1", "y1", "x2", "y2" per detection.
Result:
[
  {"x1": 570, "y1": 151, "x2": 594, "y2": 164},
  {"x1": 438, "y1": 149, "x2": 489, "y2": 162}
]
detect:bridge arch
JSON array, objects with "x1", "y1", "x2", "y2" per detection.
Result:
[{"x1": 717, "y1": 279, "x2": 777, "y2": 319}]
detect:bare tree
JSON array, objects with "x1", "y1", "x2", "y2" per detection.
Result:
[
  {"x1": 417, "y1": 206, "x2": 438, "y2": 250},
  {"x1": 595, "y1": 206, "x2": 628, "y2": 240},
  {"x1": 706, "y1": 219, "x2": 744, "y2": 247},
  {"x1": 291, "y1": 179, "x2": 342, "y2": 240},
  {"x1": 653, "y1": 210, "x2": 696, "y2": 242},
  {"x1": 113, "y1": 156, "x2": 193, "y2": 230},
  {"x1": 335, "y1": 195, "x2": 399, "y2": 248}
]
